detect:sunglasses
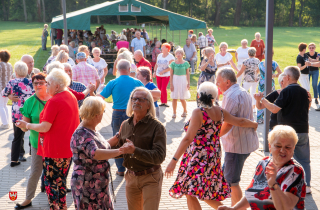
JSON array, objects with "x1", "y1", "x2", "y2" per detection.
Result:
[{"x1": 131, "y1": 97, "x2": 148, "y2": 103}]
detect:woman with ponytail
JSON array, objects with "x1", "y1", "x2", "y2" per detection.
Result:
[{"x1": 165, "y1": 81, "x2": 258, "y2": 210}]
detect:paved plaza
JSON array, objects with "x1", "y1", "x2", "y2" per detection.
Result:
[{"x1": 0, "y1": 101, "x2": 319, "y2": 210}]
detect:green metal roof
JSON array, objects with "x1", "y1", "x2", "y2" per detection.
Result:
[{"x1": 51, "y1": 0, "x2": 206, "y2": 31}]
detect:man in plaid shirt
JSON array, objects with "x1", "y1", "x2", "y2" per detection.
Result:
[
  {"x1": 197, "y1": 32, "x2": 208, "y2": 61},
  {"x1": 72, "y1": 52, "x2": 100, "y2": 90}
]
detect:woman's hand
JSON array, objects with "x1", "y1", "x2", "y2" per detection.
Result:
[
  {"x1": 153, "y1": 72, "x2": 156, "y2": 78},
  {"x1": 170, "y1": 85, "x2": 174, "y2": 92},
  {"x1": 266, "y1": 161, "x2": 278, "y2": 187},
  {"x1": 187, "y1": 84, "x2": 190, "y2": 90},
  {"x1": 8, "y1": 94, "x2": 19, "y2": 102},
  {"x1": 209, "y1": 54, "x2": 214, "y2": 61},
  {"x1": 165, "y1": 159, "x2": 177, "y2": 178},
  {"x1": 159, "y1": 71, "x2": 163, "y2": 76},
  {"x1": 15, "y1": 120, "x2": 28, "y2": 129},
  {"x1": 119, "y1": 139, "x2": 135, "y2": 154}
]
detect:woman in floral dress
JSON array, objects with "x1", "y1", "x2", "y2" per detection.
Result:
[
  {"x1": 165, "y1": 82, "x2": 258, "y2": 209},
  {"x1": 2, "y1": 61, "x2": 33, "y2": 167},
  {"x1": 70, "y1": 97, "x2": 122, "y2": 210},
  {"x1": 256, "y1": 53, "x2": 282, "y2": 124}
]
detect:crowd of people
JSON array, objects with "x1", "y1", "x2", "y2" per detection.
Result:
[{"x1": 0, "y1": 26, "x2": 316, "y2": 210}]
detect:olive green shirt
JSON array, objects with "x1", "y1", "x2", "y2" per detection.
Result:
[{"x1": 117, "y1": 114, "x2": 166, "y2": 172}]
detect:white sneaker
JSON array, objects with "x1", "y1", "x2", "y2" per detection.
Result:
[
  {"x1": 0, "y1": 124, "x2": 9, "y2": 129},
  {"x1": 306, "y1": 186, "x2": 312, "y2": 194}
]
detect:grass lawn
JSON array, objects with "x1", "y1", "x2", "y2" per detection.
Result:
[{"x1": 1, "y1": 21, "x2": 320, "y2": 103}]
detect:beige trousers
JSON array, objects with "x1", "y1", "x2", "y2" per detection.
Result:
[{"x1": 125, "y1": 168, "x2": 163, "y2": 210}]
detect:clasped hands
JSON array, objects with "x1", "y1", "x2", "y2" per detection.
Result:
[
  {"x1": 119, "y1": 139, "x2": 135, "y2": 154},
  {"x1": 254, "y1": 91, "x2": 264, "y2": 101}
]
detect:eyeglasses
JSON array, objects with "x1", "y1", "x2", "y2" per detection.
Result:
[
  {"x1": 33, "y1": 81, "x2": 46, "y2": 86},
  {"x1": 131, "y1": 97, "x2": 148, "y2": 103},
  {"x1": 309, "y1": 47, "x2": 315, "y2": 49}
]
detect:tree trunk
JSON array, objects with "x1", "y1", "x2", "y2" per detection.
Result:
[
  {"x1": 288, "y1": 0, "x2": 295, "y2": 26},
  {"x1": 23, "y1": 0, "x2": 27, "y2": 22},
  {"x1": 117, "y1": 15, "x2": 121, "y2": 25},
  {"x1": 205, "y1": 0, "x2": 208, "y2": 22},
  {"x1": 2, "y1": 0, "x2": 6, "y2": 21},
  {"x1": 175, "y1": 0, "x2": 179, "y2": 13},
  {"x1": 36, "y1": 0, "x2": 41, "y2": 22},
  {"x1": 298, "y1": 0, "x2": 304, "y2": 27},
  {"x1": 163, "y1": 0, "x2": 166, "y2": 9},
  {"x1": 41, "y1": 0, "x2": 45, "y2": 23},
  {"x1": 190, "y1": 0, "x2": 193, "y2": 17},
  {"x1": 214, "y1": 0, "x2": 221, "y2": 26},
  {"x1": 252, "y1": 6, "x2": 259, "y2": 26},
  {"x1": 233, "y1": 0, "x2": 242, "y2": 26}
]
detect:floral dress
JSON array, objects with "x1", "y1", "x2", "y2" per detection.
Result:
[
  {"x1": 197, "y1": 59, "x2": 217, "y2": 88},
  {"x1": 257, "y1": 61, "x2": 278, "y2": 123},
  {"x1": 70, "y1": 127, "x2": 114, "y2": 210},
  {"x1": 245, "y1": 157, "x2": 306, "y2": 210},
  {"x1": 169, "y1": 108, "x2": 231, "y2": 201},
  {"x1": 2, "y1": 78, "x2": 34, "y2": 122}
]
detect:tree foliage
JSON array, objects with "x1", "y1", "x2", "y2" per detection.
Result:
[{"x1": 0, "y1": 0, "x2": 319, "y2": 26}]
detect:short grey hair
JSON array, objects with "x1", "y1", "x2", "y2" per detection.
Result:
[
  {"x1": 59, "y1": 44, "x2": 69, "y2": 52},
  {"x1": 14, "y1": 61, "x2": 28, "y2": 77},
  {"x1": 248, "y1": 47, "x2": 257, "y2": 56},
  {"x1": 46, "y1": 68, "x2": 70, "y2": 89},
  {"x1": 126, "y1": 87, "x2": 156, "y2": 118},
  {"x1": 284, "y1": 66, "x2": 300, "y2": 81},
  {"x1": 117, "y1": 51, "x2": 134, "y2": 64},
  {"x1": 155, "y1": 41, "x2": 161, "y2": 46},
  {"x1": 135, "y1": 31, "x2": 141, "y2": 35},
  {"x1": 255, "y1": 32, "x2": 261, "y2": 37},
  {"x1": 219, "y1": 42, "x2": 228, "y2": 49},
  {"x1": 63, "y1": 63, "x2": 72, "y2": 70},
  {"x1": 47, "y1": 61, "x2": 65, "y2": 74},
  {"x1": 117, "y1": 59, "x2": 131, "y2": 72},
  {"x1": 278, "y1": 73, "x2": 285, "y2": 88},
  {"x1": 241, "y1": 39, "x2": 248, "y2": 44},
  {"x1": 92, "y1": 47, "x2": 101, "y2": 54},
  {"x1": 216, "y1": 67, "x2": 237, "y2": 83},
  {"x1": 134, "y1": 50, "x2": 143, "y2": 56},
  {"x1": 51, "y1": 45, "x2": 60, "y2": 57},
  {"x1": 174, "y1": 48, "x2": 184, "y2": 56}
]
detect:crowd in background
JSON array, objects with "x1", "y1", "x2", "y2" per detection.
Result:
[{"x1": 0, "y1": 25, "x2": 318, "y2": 210}]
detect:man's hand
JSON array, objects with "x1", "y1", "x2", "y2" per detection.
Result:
[
  {"x1": 306, "y1": 61, "x2": 311, "y2": 67},
  {"x1": 307, "y1": 91, "x2": 312, "y2": 103},
  {"x1": 119, "y1": 139, "x2": 135, "y2": 154},
  {"x1": 8, "y1": 94, "x2": 19, "y2": 102},
  {"x1": 254, "y1": 92, "x2": 264, "y2": 101}
]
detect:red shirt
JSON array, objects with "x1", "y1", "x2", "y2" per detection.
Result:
[
  {"x1": 68, "y1": 87, "x2": 85, "y2": 101},
  {"x1": 37, "y1": 91, "x2": 80, "y2": 158},
  {"x1": 250, "y1": 39, "x2": 265, "y2": 57},
  {"x1": 56, "y1": 29, "x2": 63, "y2": 39},
  {"x1": 136, "y1": 57, "x2": 152, "y2": 71}
]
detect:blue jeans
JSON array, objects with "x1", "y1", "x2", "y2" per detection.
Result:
[
  {"x1": 112, "y1": 110, "x2": 129, "y2": 173},
  {"x1": 309, "y1": 70, "x2": 319, "y2": 98},
  {"x1": 294, "y1": 133, "x2": 311, "y2": 186},
  {"x1": 56, "y1": 39, "x2": 62, "y2": 46}
]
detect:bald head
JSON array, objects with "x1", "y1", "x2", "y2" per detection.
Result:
[
  {"x1": 135, "y1": 31, "x2": 141, "y2": 39},
  {"x1": 134, "y1": 50, "x2": 143, "y2": 62},
  {"x1": 21, "y1": 54, "x2": 34, "y2": 74}
]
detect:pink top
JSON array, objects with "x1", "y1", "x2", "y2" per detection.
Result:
[
  {"x1": 72, "y1": 61, "x2": 99, "y2": 86},
  {"x1": 116, "y1": 41, "x2": 129, "y2": 50}
]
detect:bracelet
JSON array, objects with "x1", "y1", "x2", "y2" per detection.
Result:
[
  {"x1": 172, "y1": 157, "x2": 178, "y2": 161},
  {"x1": 270, "y1": 182, "x2": 278, "y2": 191},
  {"x1": 26, "y1": 123, "x2": 30, "y2": 130}
]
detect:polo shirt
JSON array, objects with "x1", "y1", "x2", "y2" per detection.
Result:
[
  {"x1": 100, "y1": 75, "x2": 144, "y2": 109},
  {"x1": 274, "y1": 83, "x2": 309, "y2": 133},
  {"x1": 183, "y1": 43, "x2": 196, "y2": 60},
  {"x1": 136, "y1": 57, "x2": 152, "y2": 70}
]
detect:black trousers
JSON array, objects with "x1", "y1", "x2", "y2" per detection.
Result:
[{"x1": 11, "y1": 123, "x2": 25, "y2": 161}]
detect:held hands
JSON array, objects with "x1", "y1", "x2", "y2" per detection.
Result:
[
  {"x1": 165, "y1": 159, "x2": 177, "y2": 178},
  {"x1": 265, "y1": 161, "x2": 278, "y2": 187},
  {"x1": 88, "y1": 83, "x2": 96, "y2": 93},
  {"x1": 306, "y1": 61, "x2": 311, "y2": 67},
  {"x1": 119, "y1": 139, "x2": 135, "y2": 154},
  {"x1": 15, "y1": 120, "x2": 28, "y2": 129},
  {"x1": 254, "y1": 92, "x2": 264, "y2": 101}
]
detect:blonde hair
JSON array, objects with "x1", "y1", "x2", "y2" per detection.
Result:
[
  {"x1": 207, "y1": 28, "x2": 213, "y2": 33},
  {"x1": 255, "y1": 32, "x2": 261, "y2": 37},
  {"x1": 268, "y1": 125, "x2": 298, "y2": 145},
  {"x1": 174, "y1": 48, "x2": 184, "y2": 56},
  {"x1": 118, "y1": 51, "x2": 134, "y2": 64},
  {"x1": 14, "y1": 61, "x2": 28, "y2": 77},
  {"x1": 63, "y1": 63, "x2": 72, "y2": 70},
  {"x1": 51, "y1": 45, "x2": 60, "y2": 57},
  {"x1": 248, "y1": 47, "x2": 257, "y2": 56},
  {"x1": 56, "y1": 50, "x2": 69, "y2": 63},
  {"x1": 241, "y1": 39, "x2": 248, "y2": 44},
  {"x1": 219, "y1": 42, "x2": 228, "y2": 49},
  {"x1": 120, "y1": 34, "x2": 127, "y2": 41},
  {"x1": 308, "y1": 43, "x2": 316, "y2": 48},
  {"x1": 92, "y1": 47, "x2": 101, "y2": 54},
  {"x1": 44, "y1": 24, "x2": 48, "y2": 27},
  {"x1": 126, "y1": 87, "x2": 156, "y2": 118},
  {"x1": 117, "y1": 47, "x2": 129, "y2": 57},
  {"x1": 80, "y1": 96, "x2": 106, "y2": 120},
  {"x1": 201, "y1": 47, "x2": 215, "y2": 58},
  {"x1": 47, "y1": 61, "x2": 65, "y2": 74},
  {"x1": 78, "y1": 45, "x2": 88, "y2": 52},
  {"x1": 46, "y1": 68, "x2": 70, "y2": 88},
  {"x1": 59, "y1": 44, "x2": 69, "y2": 52}
]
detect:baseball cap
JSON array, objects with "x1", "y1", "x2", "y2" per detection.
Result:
[{"x1": 76, "y1": 52, "x2": 86, "y2": 60}]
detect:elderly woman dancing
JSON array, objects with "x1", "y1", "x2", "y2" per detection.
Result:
[
  {"x1": 165, "y1": 82, "x2": 258, "y2": 210},
  {"x1": 2, "y1": 61, "x2": 34, "y2": 167},
  {"x1": 218, "y1": 125, "x2": 306, "y2": 210},
  {"x1": 16, "y1": 68, "x2": 80, "y2": 209},
  {"x1": 70, "y1": 96, "x2": 123, "y2": 210}
]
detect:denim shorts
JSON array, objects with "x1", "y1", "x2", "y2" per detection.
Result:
[{"x1": 223, "y1": 152, "x2": 250, "y2": 186}]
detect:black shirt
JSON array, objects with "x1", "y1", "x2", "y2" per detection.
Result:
[
  {"x1": 265, "y1": 90, "x2": 280, "y2": 130},
  {"x1": 296, "y1": 54, "x2": 309, "y2": 74},
  {"x1": 306, "y1": 52, "x2": 319, "y2": 71},
  {"x1": 274, "y1": 84, "x2": 309, "y2": 133}
]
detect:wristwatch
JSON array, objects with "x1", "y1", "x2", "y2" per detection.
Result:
[
  {"x1": 115, "y1": 132, "x2": 120, "y2": 139},
  {"x1": 270, "y1": 182, "x2": 279, "y2": 191}
]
